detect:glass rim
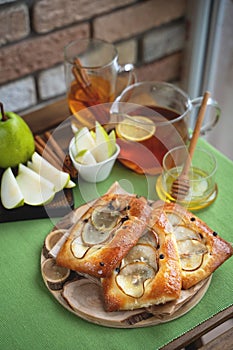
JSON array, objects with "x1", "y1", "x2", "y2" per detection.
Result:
[
  {"x1": 162, "y1": 145, "x2": 217, "y2": 181},
  {"x1": 112, "y1": 81, "x2": 193, "y2": 126},
  {"x1": 64, "y1": 38, "x2": 118, "y2": 69}
]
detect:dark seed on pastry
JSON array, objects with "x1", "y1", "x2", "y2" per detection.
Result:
[
  {"x1": 190, "y1": 217, "x2": 196, "y2": 221},
  {"x1": 121, "y1": 216, "x2": 129, "y2": 223},
  {"x1": 213, "y1": 231, "x2": 218, "y2": 236},
  {"x1": 99, "y1": 262, "x2": 105, "y2": 266},
  {"x1": 159, "y1": 254, "x2": 165, "y2": 259},
  {"x1": 108, "y1": 201, "x2": 115, "y2": 210},
  {"x1": 83, "y1": 218, "x2": 88, "y2": 223},
  {"x1": 115, "y1": 267, "x2": 120, "y2": 273}
]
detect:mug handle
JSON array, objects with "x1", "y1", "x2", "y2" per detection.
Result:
[
  {"x1": 116, "y1": 63, "x2": 136, "y2": 96},
  {"x1": 190, "y1": 96, "x2": 221, "y2": 136}
]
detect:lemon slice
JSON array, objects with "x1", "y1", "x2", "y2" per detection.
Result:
[
  {"x1": 116, "y1": 116, "x2": 156, "y2": 142},
  {"x1": 191, "y1": 178, "x2": 208, "y2": 197}
]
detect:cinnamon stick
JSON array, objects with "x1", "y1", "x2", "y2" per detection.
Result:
[
  {"x1": 64, "y1": 154, "x2": 78, "y2": 179},
  {"x1": 72, "y1": 59, "x2": 99, "y2": 101},
  {"x1": 44, "y1": 131, "x2": 66, "y2": 161},
  {"x1": 35, "y1": 135, "x2": 63, "y2": 166},
  {"x1": 34, "y1": 138, "x2": 62, "y2": 170},
  {"x1": 72, "y1": 66, "x2": 96, "y2": 102},
  {"x1": 74, "y1": 58, "x2": 91, "y2": 87}
]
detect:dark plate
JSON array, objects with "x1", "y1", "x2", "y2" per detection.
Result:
[{"x1": 0, "y1": 188, "x2": 74, "y2": 223}]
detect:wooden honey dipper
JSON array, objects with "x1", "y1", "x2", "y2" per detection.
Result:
[{"x1": 171, "y1": 91, "x2": 210, "y2": 200}]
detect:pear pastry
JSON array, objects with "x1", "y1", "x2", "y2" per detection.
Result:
[
  {"x1": 101, "y1": 211, "x2": 182, "y2": 311},
  {"x1": 56, "y1": 193, "x2": 152, "y2": 278},
  {"x1": 152, "y1": 202, "x2": 233, "y2": 289}
]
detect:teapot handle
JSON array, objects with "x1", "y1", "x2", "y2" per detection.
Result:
[
  {"x1": 116, "y1": 63, "x2": 136, "y2": 95},
  {"x1": 190, "y1": 96, "x2": 221, "y2": 136}
]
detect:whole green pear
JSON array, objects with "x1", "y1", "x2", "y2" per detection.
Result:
[{"x1": 0, "y1": 110, "x2": 35, "y2": 168}]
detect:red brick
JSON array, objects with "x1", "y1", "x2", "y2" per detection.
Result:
[
  {"x1": 94, "y1": 0, "x2": 186, "y2": 42},
  {"x1": 0, "y1": 4, "x2": 30, "y2": 46},
  {"x1": 136, "y1": 52, "x2": 183, "y2": 82},
  {"x1": 0, "y1": 24, "x2": 89, "y2": 84},
  {"x1": 33, "y1": 0, "x2": 136, "y2": 33}
]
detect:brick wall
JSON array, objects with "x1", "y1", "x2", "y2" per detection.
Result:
[{"x1": 0, "y1": 0, "x2": 187, "y2": 113}]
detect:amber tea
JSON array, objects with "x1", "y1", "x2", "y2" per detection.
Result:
[
  {"x1": 110, "y1": 81, "x2": 220, "y2": 175},
  {"x1": 68, "y1": 75, "x2": 114, "y2": 129},
  {"x1": 116, "y1": 105, "x2": 189, "y2": 175},
  {"x1": 64, "y1": 38, "x2": 135, "y2": 130}
]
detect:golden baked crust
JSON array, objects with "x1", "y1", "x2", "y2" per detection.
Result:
[
  {"x1": 101, "y1": 211, "x2": 182, "y2": 311},
  {"x1": 151, "y1": 202, "x2": 233, "y2": 289},
  {"x1": 56, "y1": 193, "x2": 152, "y2": 278}
]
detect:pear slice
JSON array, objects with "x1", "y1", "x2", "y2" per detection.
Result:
[
  {"x1": 108, "y1": 129, "x2": 117, "y2": 156},
  {"x1": 92, "y1": 121, "x2": 113, "y2": 162},
  {"x1": 75, "y1": 149, "x2": 97, "y2": 165},
  {"x1": 180, "y1": 254, "x2": 204, "y2": 271},
  {"x1": 173, "y1": 226, "x2": 201, "y2": 241},
  {"x1": 177, "y1": 239, "x2": 208, "y2": 256},
  {"x1": 91, "y1": 206, "x2": 120, "y2": 230},
  {"x1": 138, "y1": 229, "x2": 158, "y2": 247},
  {"x1": 116, "y1": 262, "x2": 155, "y2": 298},
  {"x1": 122, "y1": 244, "x2": 158, "y2": 270},
  {"x1": 165, "y1": 212, "x2": 184, "y2": 227},
  {"x1": 65, "y1": 179, "x2": 76, "y2": 188},
  {"x1": 28, "y1": 152, "x2": 70, "y2": 192},
  {"x1": 176, "y1": 239, "x2": 208, "y2": 271},
  {"x1": 0, "y1": 167, "x2": 24, "y2": 209},
  {"x1": 71, "y1": 236, "x2": 89, "y2": 259},
  {"x1": 81, "y1": 221, "x2": 112, "y2": 246},
  {"x1": 16, "y1": 163, "x2": 55, "y2": 206},
  {"x1": 75, "y1": 127, "x2": 95, "y2": 152}
]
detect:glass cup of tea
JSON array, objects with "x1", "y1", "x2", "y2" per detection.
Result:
[
  {"x1": 110, "y1": 81, "x2": 220, "y2": 175},
  {"x1": 64, "y1": 38, "x2": 136, "y2": 130},
  {"x1": 155, "y1": 146, "x2": 218, "y2": 211}
]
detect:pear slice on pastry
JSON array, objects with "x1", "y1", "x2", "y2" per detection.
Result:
[
  {"x1": 56, "y1": 193, "x2": 152, "y2": 278},
  {"x1": 101, "y1": 212, "x2": 182, "y2": 312}
]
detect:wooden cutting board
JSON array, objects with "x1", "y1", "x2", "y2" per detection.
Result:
[
  {"x1": 0, "y1": 188, "x2": 74, "y2": 223},
  {"x1": 41, "y1": 199, "x2": 212, "y2": 328}
]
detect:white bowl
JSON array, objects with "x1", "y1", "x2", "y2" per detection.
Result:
[{"x1": 69, "y1": 137, "x2": 120, "y2": 183}]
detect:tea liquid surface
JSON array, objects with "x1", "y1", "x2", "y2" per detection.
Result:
[{"x1": 116, "y1": 106, "x2": 188, "y2": 175}]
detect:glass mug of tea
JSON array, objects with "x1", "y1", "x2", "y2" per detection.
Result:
[
  {"x1": 110, "y1": 81, "x2": 221, "y2": 175},
  {"x1": 64, "y1": 38, "x2": 136, "y2": 130}
]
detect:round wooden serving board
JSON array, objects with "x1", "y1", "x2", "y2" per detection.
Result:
[{"x1": 41, "y1": 203, "x2": 212, "y2": 328}]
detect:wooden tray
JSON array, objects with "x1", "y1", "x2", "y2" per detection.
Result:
[{"x1": 41, "y1": 202, "x2": 212, "y2": 329}]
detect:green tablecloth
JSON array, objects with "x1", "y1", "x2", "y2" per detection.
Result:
[{"x1": 1, "y1": 139, "x2": 232, "y2": 350}]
